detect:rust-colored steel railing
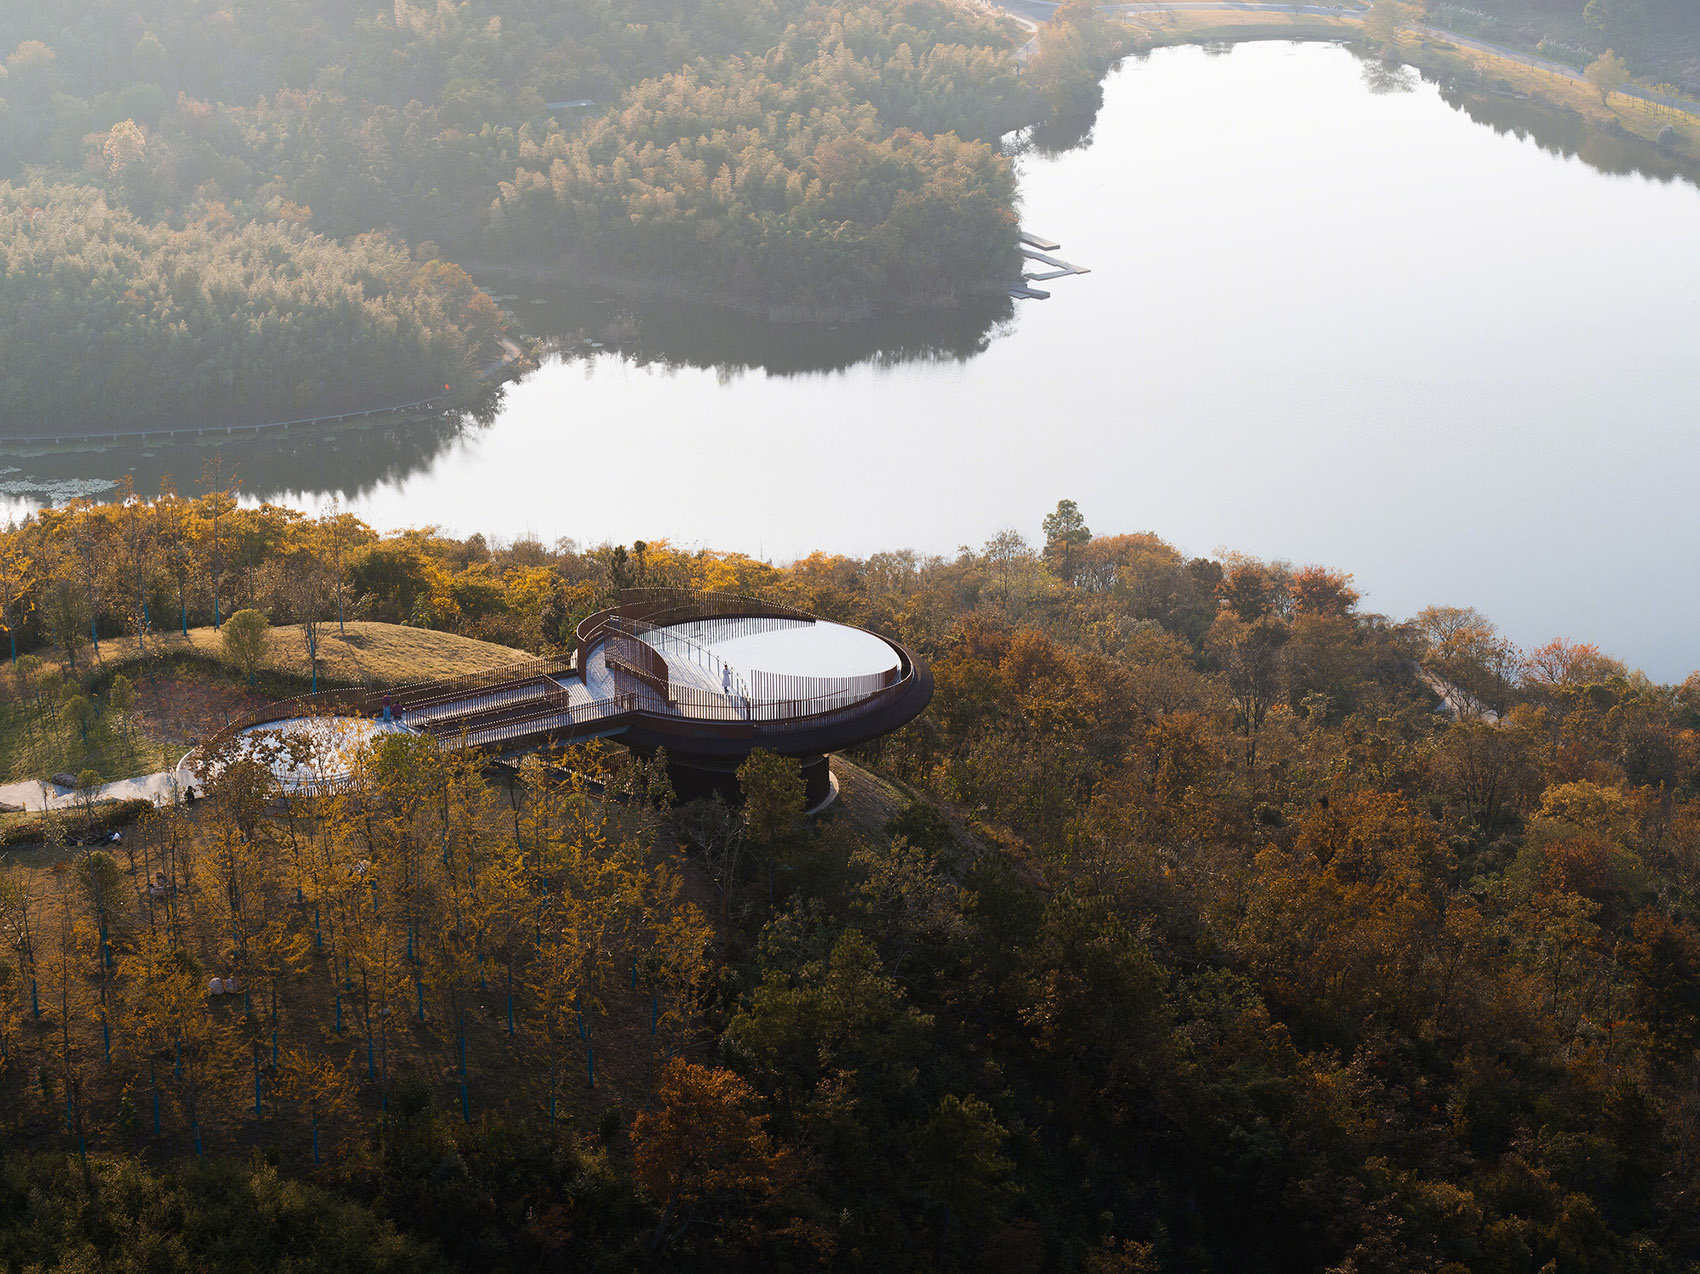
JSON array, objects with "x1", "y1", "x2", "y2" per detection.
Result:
[
  {"x1": 653, "y1": 614, "x2": 813, "y2": 645},
  {"x1": 399, "y1": 677, "x2": 559, "y2": 728},
  {"x1": 603, "y1": 628, "x2": 669, "y2": 699},
  {"x1": 660, "y1": 676, "x2": 912, "y2": 730},
  {"x1": 387, "y1": 653, "x2": 576, "y2": 713},
  {"x1": 434, "y1": 690, "x2": 646, "y2": 752},
  {"x1": 187, "y1": 687, "x2": 382, "y2": 772},
  {"x1": 607, "y1": 614, "x2": 751, "y2": 703},
  {"x1": 745, "y1": 665, "x2": 900, "y2": 713},
  {"x1": 574, "y1": 587, "x2": 815, "y2": 654}
]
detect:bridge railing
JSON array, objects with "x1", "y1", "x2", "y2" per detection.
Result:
[
  {"x1": 603, "y1": 627, "x2": 670, "y2": 699},
  {"x1": 399, "y1": 678, "x2": 559, "y2": 727},
  {"x1": 444, "y1": 690, "x2": 647, "y2": 751},
  {"x1": 186, "y1": 687, "x2": 383, "y2": 774},
  {"x1": 618, "y1": 615, "x2": 752, "y2": 704},
  {"x1": 388, "y1": 652, "x2": 576, "y2": 713},
  {"x1": 574, "y1": 587, "x2": 815, "y2": 653}
]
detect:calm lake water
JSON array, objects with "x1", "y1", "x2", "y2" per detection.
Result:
[{"x1": 7, "y1": 40, "x2": 1700, "y2": 679}]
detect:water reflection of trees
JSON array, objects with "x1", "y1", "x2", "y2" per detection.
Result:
[
  {"x1": 1021, "y1": 115, "x2": 1100, "y2": 157},
  {"x1": 1426, "y1": 70, "x2": 1696, "y2": 186},
  {"x1": 0, "y1": 398, "x2": 491, "y2": 510},
  {"x1": 1362, "y1": 59, "x2": 1419, "y2": 95},
  {"x1": 511, "y1": 285, "x2": 1016, "y2": 378},
  {"x1": 0, "y1": 284, "x2": 1019, "y2": 509},
  {"x1": 1331, "y1": 39, "x2": 1691, "y2": 185}
]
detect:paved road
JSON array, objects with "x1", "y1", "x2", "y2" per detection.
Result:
[{"x1": 998, "y1": 0, "x2": 1697, "y2": 115}]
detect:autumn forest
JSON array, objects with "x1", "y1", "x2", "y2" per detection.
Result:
[
  {"x1": 0, "y1": 492, "x2": 1697, "y2": 1271},
  {"x1": 5, "y1": 0, "x2": 1700, "y2": 1267}
]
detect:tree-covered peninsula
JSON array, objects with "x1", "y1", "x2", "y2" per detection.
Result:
[
  {"x1": 0, "y1": 0, "x2": 1070, "y2": 430},
  {"x1": 0, "y1": 183, "x2": 502, "y2": 432}
]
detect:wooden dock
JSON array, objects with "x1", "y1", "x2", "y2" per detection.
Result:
[
  {"x1": 1009, "y1": 232, "x2": 1087, "y2": 299},
  {"x1": 1021, "y1": 247, "x2": 1090, "y2": 280}
]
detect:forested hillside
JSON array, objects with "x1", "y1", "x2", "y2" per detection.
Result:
[
  {"x1": 0, "y1": 0, "x2": 1062, "y2": 430},
  {"x1": 4, "y1": 498, "x2": 1700, "y2": 1270}
]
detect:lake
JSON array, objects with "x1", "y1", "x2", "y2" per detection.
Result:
[{"x1": 6, "y1": 40, "x2": 1700, "y2": 679}]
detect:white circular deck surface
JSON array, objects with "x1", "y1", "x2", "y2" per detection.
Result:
[
  {"x1": 227, "y1": 716, "x2": 415, "y2": 788},
  {"x1": 701, "y1": 620, "x2": 900, "y2": 680}
]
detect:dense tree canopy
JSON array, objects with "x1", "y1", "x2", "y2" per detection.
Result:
[
  {"x1": 0, "y1": 183, "x2": 499, "y2": 431},
  {"x1": 5, "y1": 498, "x2": 1700, "y2": 1269}
]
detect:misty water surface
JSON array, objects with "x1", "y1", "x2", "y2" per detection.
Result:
[{"x1": 6, "y1": 40, "x2": 1700, "y2": 677}]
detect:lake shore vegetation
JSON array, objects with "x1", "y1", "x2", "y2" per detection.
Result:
[{"x1": 1122, "y1": 5, "x2": 1700, "y2": 167}]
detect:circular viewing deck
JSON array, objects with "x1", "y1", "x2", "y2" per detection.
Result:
[{"x1": 191, "y1": 589, "x2": 933, "y2": 803}]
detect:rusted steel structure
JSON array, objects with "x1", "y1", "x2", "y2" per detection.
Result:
[{"x1": 194, "y1": 589, "x2": 932, "y2": 805}]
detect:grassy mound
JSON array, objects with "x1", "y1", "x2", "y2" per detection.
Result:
[
  {"x1": 83, "y1": 621, "x2": 530, "y2": 691},
  {"x1": 0, "y1": 623, "x2": 535, "y2": 787}
]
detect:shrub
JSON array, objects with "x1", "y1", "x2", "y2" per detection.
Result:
[{"x1": 0, "y1": 797, "x2": 153, "y2": 849}]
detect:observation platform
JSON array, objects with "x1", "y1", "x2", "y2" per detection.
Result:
[{"x1": 191, "y1": 589, "x2": 933, "y2": 805}]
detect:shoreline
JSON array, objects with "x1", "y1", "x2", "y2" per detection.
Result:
[
  {"x1": 0, "y1": 335, "x2": 533, "y2": 450},
  {"x1": 13, "y1": 4, "x2": 1700, "y2": 450},
  {"x1": 458, "y1": 254, "x2": 1020, "y2": 326},
  {"x1": 1108, "y1": 4, "x2": 1700, "y2": 171},
  {"x1": 470, "y1": 4, "x2": 1700, "y2": 331}
]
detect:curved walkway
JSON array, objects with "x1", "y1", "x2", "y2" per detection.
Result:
[{"x1": 0, "y1": 767, "x2": 190, "y2": 813}]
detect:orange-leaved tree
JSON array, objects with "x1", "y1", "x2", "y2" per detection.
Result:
[{"x1": 632, "y1": 1058, "x2": 800, "y2": 1256}]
